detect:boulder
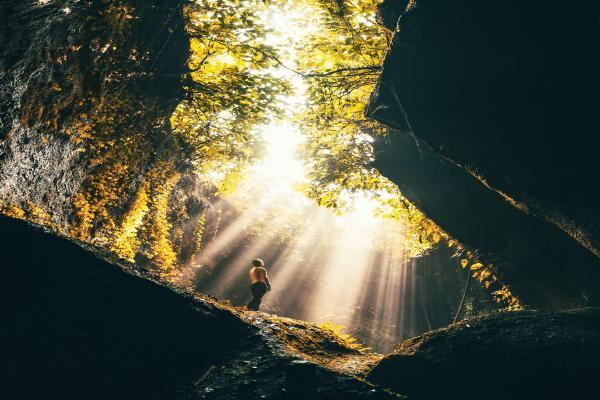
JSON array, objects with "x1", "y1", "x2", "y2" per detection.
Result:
[
  {"x1": 0, "y1": 0, "x2": 198, "y2": 256},
  {"x1": 368, "y1": 308, "x2": 600, "y2": 399}
]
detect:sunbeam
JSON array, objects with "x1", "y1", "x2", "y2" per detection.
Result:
[{"x1": 173, "y1": 0, "x2": 458, "y2": 352}]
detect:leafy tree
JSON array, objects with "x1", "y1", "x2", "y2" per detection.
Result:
[
  {"x1": 170, "y1": 0, "x2": 448, "y2": 255},
  {"x1": 172, "y1": 0, "x2": 292, "y2": 190}
]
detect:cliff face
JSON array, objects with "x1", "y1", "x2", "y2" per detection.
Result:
[
  {"x1": 0, "y1": 0, "x2": 207, "y2": 273},
  {"x1": 369, "y1": 0, "x2": 600, "y2": 307}
]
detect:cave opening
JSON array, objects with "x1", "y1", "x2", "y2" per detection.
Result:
[
  {"x1": 164, "y1": 0, "x2": 505, "y2": 353},
  {"x1": 0, "y1": 0, "x2": 515, "y2": 355},
  {"x1": 3, "y1": 1, "x2": 600, "y2": 397}
]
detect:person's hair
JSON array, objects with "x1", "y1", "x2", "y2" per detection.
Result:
[{"x1": 252, "y1": 259, "x2": 264, "y2": 267}]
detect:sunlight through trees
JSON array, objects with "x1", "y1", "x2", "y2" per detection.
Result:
[
  {"x1": 172, "y1": 0, "x2": 446, "y2": 254},
  {"x1": 171, "y1": 0, "x2": 455, "y2": 350},
  {"x1": 0, "y1": 0, "x2": 519, "y2": 351}
]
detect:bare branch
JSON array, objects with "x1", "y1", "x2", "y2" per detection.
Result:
[{"x1": 188, "y1": 50, "x2": 214, "y2": 73}]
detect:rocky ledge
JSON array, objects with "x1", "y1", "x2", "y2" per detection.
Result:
[{"x1": 0, "y1": 215, "x2": 396, "y2": 400}]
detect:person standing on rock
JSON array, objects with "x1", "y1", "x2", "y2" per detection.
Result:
[{"x1": 247, "y1": 259, "x2": 271, "y2": 311}]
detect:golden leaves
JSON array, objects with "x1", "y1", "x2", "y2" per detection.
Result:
[
  {"x1": 70, "y1": 192, "x2": 94, "y2": 241},
  {"x1": 470, "y1": 262, "x2": 484, "y2": 270},
  {"x1": 316, "y1": 321, "x2": 368, "y2": 352},
  {"x1": 136, "y1": 162, "x2": 181, "y2": 275},
  {"x1": 110, "y1": 180, "x2": 151, "y2": 261},
  {"x1": 460, "y1": 255, "x2": 522, "y2": 310}
]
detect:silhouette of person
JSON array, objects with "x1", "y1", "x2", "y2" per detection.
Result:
[{"x1": 247, "y1": 258, "x2": 271, "y2": 311}]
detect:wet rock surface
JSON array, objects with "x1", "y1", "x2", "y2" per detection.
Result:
[
  {"x1": 0, "y1": 0, "x2": 195, "y2": 241},
  {"x1": 195, "y1": 340, "x2": 391, "y2": 400},
  {"x1": 0, "y1": 215, "x2": 399, "y2": 400},
  {"x1": 371, "y1": 0, "x2": 600, "y2": 307},
  {"x1": 368, "y1": 308, "x2": 600, "y2": 399}
]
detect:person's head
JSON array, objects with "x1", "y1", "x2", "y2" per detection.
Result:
[{"x1": 252, "y1": 258, "x2": 264, "y2": 267}]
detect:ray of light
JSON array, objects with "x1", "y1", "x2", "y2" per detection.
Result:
[
  {"x1": 302, "y1": 198, "x2": 380, "y2": 323},
  {"x1": 203, "y1": 210, "x2": 295, "y2": 296},
  {"x1": 180, "y1": 0, "x2": 429, "y2": 352},
  {"x1": 260, "y1": 208, "x2": 332, "y2": 315},
  {"x1": 197, "y1": 199, "x2": 275, "y2": 267}
]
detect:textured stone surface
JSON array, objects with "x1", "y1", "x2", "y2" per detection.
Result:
[
  {"x1": 368, "y1": 308, "x2": 600, "y2": 399},
  {"x1": 372, "y1": 133, "x2": 600, "y2": 308},
  {"x1": 0, "y1": 0, "x2": 191, "y2": 229},
  {"x1": 370, "y1": 0, "x2": 600, "y2": 307}
]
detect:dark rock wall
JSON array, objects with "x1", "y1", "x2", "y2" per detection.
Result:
[
  {"x1": 0, "y1": 0, "x2": 206, "y2": 271},
  {"x1": 0, "y1": 215, "x2": 251, "y2": 399},
  {"x1": 373, "y1": 134, "x2": 600, "y2": 308},
  {"x1": 0, "y1": 0, "x2": 186, "y2": 213},
  {"x1": 370, "y1": 0, "x2": 600, "y2": 307},
  {"x1": 2, "y1": 214, "x2": 597, "y2": 400}
]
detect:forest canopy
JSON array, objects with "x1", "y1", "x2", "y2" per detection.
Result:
[{"x1": 171, "y1": 0, "x2": 445, "y2": 256}]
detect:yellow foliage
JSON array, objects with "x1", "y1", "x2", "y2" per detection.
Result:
[
  {"x1": 110, "y1": 180, "x2": 151, "y2": 261},
  {"x1": 464, "y1": 257, "x2": 521, "y2": 310},
  {"x1": 470, "y1": 262, "x2": 484, "y2": 270},
  {"x1": 70, "y1": 192, "x2": 94, "y2": 241},
  {"x1": 137, "y1": 163, "x2": 181, "y2": 275},
  {"x1": 25, "y1": 203, "x2": 53, "y2": 228},
  {"x1": 193, "y1": 211, "x2": 207, "y2": 260},
  {"x1": 493, "y1": 285, "x2": 522, "y2": 310},
  {"x1": 0, "y1": 202, "x2": 26, "y2": 220},
  {"x1": 317, "y1": 322, "x2": 369, "y2": 352}
]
